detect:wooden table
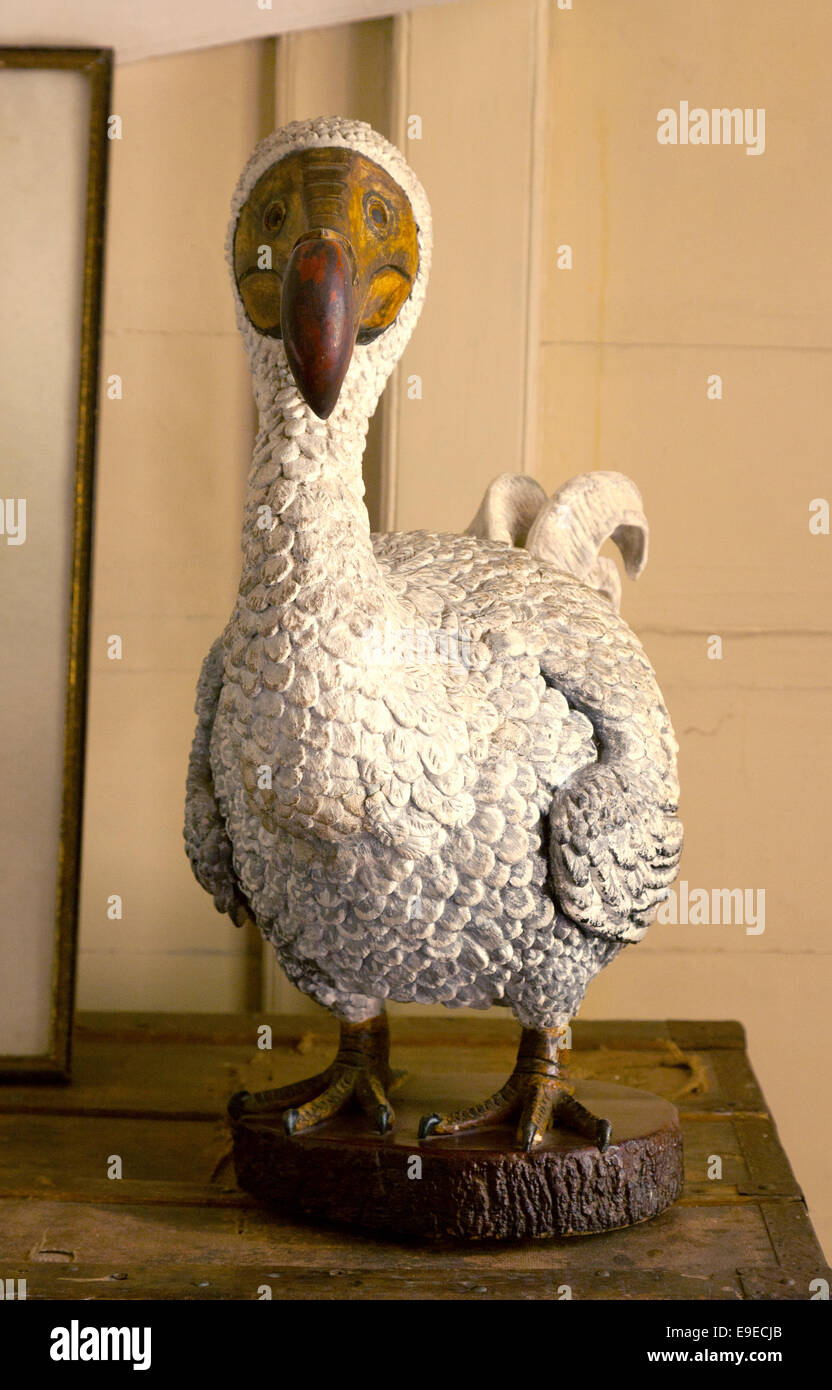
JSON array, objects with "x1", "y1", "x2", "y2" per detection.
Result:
[{"x1": 0, "y1": 1014, "x2": 827, "y2": 1300}]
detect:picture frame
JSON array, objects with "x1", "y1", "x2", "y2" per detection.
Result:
[{"x1": 0, "y1": 46, "x2": 112, "y2": 1080}]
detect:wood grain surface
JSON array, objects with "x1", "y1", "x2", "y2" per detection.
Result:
[{"x1": 0, "y1": 1013, "x2": 827, "y2": 1300}]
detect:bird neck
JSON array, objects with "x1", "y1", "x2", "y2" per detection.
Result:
[
  {"x1": 227, "y1": 353, "x2": 416, "y2": 758},
  {"x1": 237, "y1": 359, "x2": 395, "y2": 621},
  {"x1": 225, "y1": 355, "x2": 468, "y2": 855}
]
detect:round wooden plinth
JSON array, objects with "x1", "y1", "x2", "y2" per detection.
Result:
[{"x1": 230, "y1": 1073, "x2": 684, "y2": 1240}]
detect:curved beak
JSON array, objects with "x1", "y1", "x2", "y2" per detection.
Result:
[{"x1": 280, "y1": 230, "x2": 359, "y2": 419}]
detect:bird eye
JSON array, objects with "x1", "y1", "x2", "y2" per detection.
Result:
[
  {"x1": 263, "y1": 200, "x2": 286, "y2": 233},
  {"x1": 365, "y1": 194, "x2": 391, "y2": 233}
]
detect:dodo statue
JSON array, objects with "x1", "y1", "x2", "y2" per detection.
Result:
[{"x1": 184, "y1": 117, "x2": 683, "y2": 1153}]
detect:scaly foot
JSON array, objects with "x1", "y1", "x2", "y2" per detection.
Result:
[
  {"x1": 418, "y1": 1026, "x2": 612, "y2": 1153},
  {"x1": 227, "y1": 1013, "x2": 398, "y2": 1136}
]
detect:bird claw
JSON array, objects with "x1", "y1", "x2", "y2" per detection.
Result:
[
  {"x1": 226, "y1": 1014, "x2": 396, "y2": 1138},
  {"x1": 519, "y1": 1121, "x2": 543, "y2": 1153},
  {"x1": 422, "y1": 1091, "x2": 612, "y2": 1153},
  {"x1": 227, "y1": 1089, "x2": 252, "y2": 1120},
  {"x1": 555, "y1": 1092, "x2": 614, "y2": 1152},
  {"x1": 282, "y1": 1069, "x2": 396, "y2": 1137},
  {"x1": 417, "y1": 1035, "x2": 615, "y2": 1154}
]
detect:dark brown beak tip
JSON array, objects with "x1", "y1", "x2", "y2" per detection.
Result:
[{"x1": 280, "y1": 235, "x2": 357, "y2": 419}]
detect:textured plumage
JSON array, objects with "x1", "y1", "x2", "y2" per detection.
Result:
[{"x1": 185, "y1": 117, "x2": 682, "y2": 1062}]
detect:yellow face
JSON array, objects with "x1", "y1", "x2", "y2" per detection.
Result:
[{"x1": 234, "y1": 147, "x2": 419, "y2": 343}]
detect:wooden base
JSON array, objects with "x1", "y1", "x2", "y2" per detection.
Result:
[{"x1": 230, "y1": 1072, "x2": 684, "y2": 1240}]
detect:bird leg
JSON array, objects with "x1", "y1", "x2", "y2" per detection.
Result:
[
  {"x1": 227, "y1": 1012, "x2": 398, "y2": 1136},
  {"x1": 418, "y1": 1026, "x2": 612, "y2": 1153}
]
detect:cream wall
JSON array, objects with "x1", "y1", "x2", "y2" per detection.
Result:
[
  {"x1": 77, "y1": 2, "x2": 831, "y2": 1256},
  {"x1": 536, "y1": 0, "x2": 832, "y2": 1262},
  {"x1": 78, "y1": 42, "x2": 266, "y2": 1012}
]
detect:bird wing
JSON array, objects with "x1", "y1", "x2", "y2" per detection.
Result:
[
  {"x1": 184, "y1": 638, "x2": 254, "y2": 928},
  {"x1": 462, "y1": 472, "x2": 677, "y2": 938},
  {"x1": 538, "y1": 587, "x2": 683, "y2": 943},
  {"x1": 374, "y1": 529, "x2": 682, "y2": 944}
]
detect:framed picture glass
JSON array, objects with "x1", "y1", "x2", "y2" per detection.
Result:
[{"x1": 0, "y1": 47, "x2": 111, "y2": 1079}]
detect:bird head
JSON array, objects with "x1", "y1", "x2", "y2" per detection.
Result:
[{"x1": 228, "y1": 119, "x2": 432, "y2": 419}]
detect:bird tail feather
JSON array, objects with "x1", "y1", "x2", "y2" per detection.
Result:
[{"x1": 467, "y1": 470, "x2": 648, "y2": 612}]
